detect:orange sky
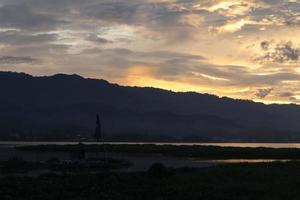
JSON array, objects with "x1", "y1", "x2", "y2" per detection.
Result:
[{"x1": 1, "y1": 0, "x2": 300, "y2": 104}]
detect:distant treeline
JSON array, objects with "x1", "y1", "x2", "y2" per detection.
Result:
[{"x1": 18, "y1": 144, "x2": 300, "y2": 159}]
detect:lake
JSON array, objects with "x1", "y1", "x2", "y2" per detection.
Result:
[{"x1": 0, "y1": 142, "x2": 299, "y2": 172}]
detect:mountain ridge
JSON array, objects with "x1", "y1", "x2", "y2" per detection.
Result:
[{"x1": 1, "y1": 71, "x2": 300, "y2": 142}]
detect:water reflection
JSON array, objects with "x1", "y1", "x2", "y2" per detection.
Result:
[{"x1": 0, "y1": 143, "x2": 297, "y2": 172}]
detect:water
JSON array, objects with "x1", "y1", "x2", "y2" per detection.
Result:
[
  {"x1": 112, "y1": 142, "x2": 300, "y2": 148},
  {"x1": 2, "y1": 141, "x2": 300, "y2": 148},
  {"x1": 0, "y1": 142, "x2": 298, "y2": 173},
  {"x1": 0, "y1": 144, "x2": 217, "y2": 172}
]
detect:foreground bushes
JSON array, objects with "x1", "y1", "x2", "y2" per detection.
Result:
[{"x1": 1, "y1": 162, "x2": 300, "y2": 200}]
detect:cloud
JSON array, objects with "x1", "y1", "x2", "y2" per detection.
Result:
[
  {"x1": 82, "y1": 1, "x2": 196, "y2": 42},
  {"x1": 279, "y1": 91, "x2": 294, "y2": 98},
  {"x1": 83, "y1": 2, "x2": 140, "y2": 24},
  {"x1": 260, "y1": 40, "x2": 270, "y2": 51},
  {"x1": 257, "y1": 41, "x2": 300, "y2": 64},
  {"x1": 0, "y1": 31, "x2": 58, "y2": 45},
  {"x1": 2, "y1": 0, "x2": 300, "y2": 103},
  {"x1": 0, "y1": 56, "x2": 37, "y2": 64},
  {"x1": 255, "y1": 88, "x2": 273, "y2": 98},
  {"x1": 288, "y1": 96, "x2": 300, "y2": 103},
  {"x1": 0, "y1": 4, "x2": 66, "y2": 31},
  {"x1": 81, "y1": 47, "x2": 205, "y2": 62},
  {"x1": 86, "y1": 34, "x2": 112, "y2": 44},
  {"x1": 71, "y1": 45, "x2": 300, "y2": 90}
]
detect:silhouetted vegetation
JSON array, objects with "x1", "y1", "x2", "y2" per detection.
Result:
[
  {"x1": 147, "y1": 163, "x2": 172, "y2": 177},
  {"x1": 18, "y1": 144, "x2": 300, "y2": 159},
  {"x1": 2, "y1": 161, "x2": 300, "y2": 199}
]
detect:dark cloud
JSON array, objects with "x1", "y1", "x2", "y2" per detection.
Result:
[
  {"x1": 279, "y1": 92, "x2": 294, "y2": 98},
  {"x1": 0, "y1": 4, "x2": 66, "y2": 30},
  {"x1": 83, "y1": 2, "x2": 140, "y2": 24},
  {"x1": 260, "y1": 41, "x2": 270, "y2": 51},
  {"x1": 86, "y1": 34, "x2": 112, "y2": 44},
  {"x1": 138, "y1": 50, "x2": 206, "y2": 60},
  {"x1": 289, "y1": 96, "x2": 300, "y2": 103},
  {"x1": 255, "y1": 88, "x2": 273, "y2": 98},
  {"x1": 258, "y1": 41, "x2": 300, "y2": 63},
  {"x1": 12, "y1": 44, "x2": 70, "y2": 56},
  {"x1": 0, "y1": 56, "x2": 37, "y2": 64},
  {"x1": 83, "y1": 1, "x2": 186, "y2": 26},
  {"x1": 0, "y1": 31, "x2": 58, "y2": 45},
  {"x1": 246, "y1": 73, "x2": 300, "y2": 85},
  {"x1": 83, "y1": 1, "x2": 194, "y2": 41},
  {"x1": 83, "y1": 48, "x2": 205, "y2": 61}
]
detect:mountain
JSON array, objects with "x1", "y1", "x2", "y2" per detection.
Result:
[{"x1": 1, "y1": 71, "x2": 300, "y2": 142}]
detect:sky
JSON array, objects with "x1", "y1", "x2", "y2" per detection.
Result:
[{"x1": 1, "y1": 0, "x2": 300, "y2": 104}]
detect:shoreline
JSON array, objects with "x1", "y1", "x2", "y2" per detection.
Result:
[{"x1": 3, "y1": 141, "x2": 300, "y2": 148}]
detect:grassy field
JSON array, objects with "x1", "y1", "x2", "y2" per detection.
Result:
[
  {"x1": 17, "y1": 143, "x2": 300, "y2": 159},
  {"x1": 1, "y1": 161, "x2": 300, "y2": 200}
]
